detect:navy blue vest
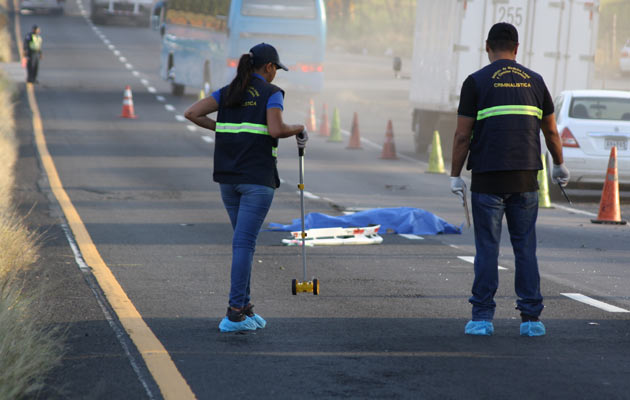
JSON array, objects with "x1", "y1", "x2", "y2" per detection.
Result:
[
  {"x1": 214, "y1": 76, "x2": 283, "y2": 188},
  {"x1": 466, "y1": 59, "x2": 545, "y2": 173}
]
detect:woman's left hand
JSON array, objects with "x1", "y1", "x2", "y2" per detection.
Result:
[{"x1": 296, "y1": 129, "x2": 308, "y2": 149}]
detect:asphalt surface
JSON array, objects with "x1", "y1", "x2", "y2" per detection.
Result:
[{"x1": 9, "y1": 2, "x2": 630, "y2": 399}]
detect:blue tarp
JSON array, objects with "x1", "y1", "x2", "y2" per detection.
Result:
[{"x1": 268, "y1": 207, "x2": 461, "y2": 235}]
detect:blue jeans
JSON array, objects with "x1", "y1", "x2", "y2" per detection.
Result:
[
  {"x1": 470, "y1": 191, "x2": 543, "y2": 320},
  {"x1": 220, "y1": 183, "x2": 275, "y2": 309}
]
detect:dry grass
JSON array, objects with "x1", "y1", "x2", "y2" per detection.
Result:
[{"x1": 0, "y1": 16, "x2": 64, "y2": 396}]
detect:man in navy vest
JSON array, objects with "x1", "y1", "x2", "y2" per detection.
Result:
[{"x1": 450, "y1": 22, "x2": 569, "y2": 337}]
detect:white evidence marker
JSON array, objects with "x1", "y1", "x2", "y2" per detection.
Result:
[
  {"x1": 561, "y1": 293, "x2": 629, "y2": 313},
  {"x1": 458, "y1": 256, "x2": 508, "y2": 270},
  {"x1": 399, "y1": 234, "x2": 424, "y2": 240},
  {"x1": 165, "y1": 104, "x2": 175, "y2": 112},
  {"x1": 201, "y1": 135, "x2": 214, "y2": 143}
]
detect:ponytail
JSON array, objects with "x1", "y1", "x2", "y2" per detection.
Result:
[{"x1": 225, "y1": 53, "x2": 254, "y2": 108}]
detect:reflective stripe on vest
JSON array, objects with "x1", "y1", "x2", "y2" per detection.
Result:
[
  {"x1": 216, "y1": 122, "x2": 269, "y2": 135},
  {"x1": 29, "y1": 35, "x2": 42, "y2": 51},
  {"x1": 476, "y1": 105, "x2": 543, "y2": 121},
  {"x1": 216, "y1": 122, "x2": 277, "y2": 157}
]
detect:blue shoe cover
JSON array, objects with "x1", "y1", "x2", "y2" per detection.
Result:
[
  {"x1": 520, "y1": 321, "x2": 545, "y2": 337},
  {"x1": 465, "y1": 320, "x2": 494, "y2": 336},
  {"x1": 246, "y1": 314, "x2": 267, "y2": 329},
  {"x1": 219, "y1": 317, "x2": 257, "y2": 333}
]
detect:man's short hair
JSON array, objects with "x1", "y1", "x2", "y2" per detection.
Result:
[{"x1": 486, "y1": 39, "x2": 518, "y2": 52}]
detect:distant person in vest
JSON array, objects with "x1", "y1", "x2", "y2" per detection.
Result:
[
  {"x1": 23, "y1": 25, "x2": 43, "y2": 84},
  {"x1": 450, "y1": 23, "x2": 569, "y2": 337},
  {"x1": 185, "y1": 43, "x2": 308, "y2": 333}
]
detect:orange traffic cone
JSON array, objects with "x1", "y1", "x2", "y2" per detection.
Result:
[
  {"x1": 591, "y1": 146, "x2": 627, "y2": 225},
  {"x1": 120, "y1": 85, "x2": 137, "y2": 119},
  {"x1": 319, "y1": 103, "x2": 330, "y2": 137},
  {"x1": 306, "y1": 99, "x2": 317, "y2": 132},
  {"x1": 380, "y1": 120, "x2": 398, "y2": 159},
  {"x1": 347, "y1": 112, "x2": 362, "y2": 149}
]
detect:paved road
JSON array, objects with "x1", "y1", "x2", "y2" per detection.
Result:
[{"x1": 11, "y1": 2, "x2": 630, "y2": 399}]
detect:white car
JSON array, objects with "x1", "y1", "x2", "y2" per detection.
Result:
[
  {"x1": 545, "y1": 90, "x2": 630, "y2": 188},
  {"x1": 20, "y1": 0, "x2": 64, "y2": 14},
  {"x1": 620, "y1": 40, "x2": 630, "y2": 75}
]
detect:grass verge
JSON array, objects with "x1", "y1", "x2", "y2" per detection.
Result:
[{"x1": 0, "y1": 4, "x2": 65, "y2": 399}]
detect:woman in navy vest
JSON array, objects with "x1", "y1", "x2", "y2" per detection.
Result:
[{"x1": 185, "y1": 43, "x2": 308, "y2": 332}]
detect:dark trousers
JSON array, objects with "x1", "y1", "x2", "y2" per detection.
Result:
[
  {"x1": 469, "y1": 191, "x2": 543, "y2": 321},
  {"x1": 26, "y1": 55, "x2": 40, "y2": 83}
]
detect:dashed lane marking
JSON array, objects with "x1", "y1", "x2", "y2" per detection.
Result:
[
  {"x1": 561, "y1": 293, "x2": 629, "y2": 313},
  {"x1": 458, "y1": 256, "x2": 508, "y2": 270},
  {"x1": 186, "y1": 125, "x2": 198, "y2": 132},
  {"x1": 165, "y1": 104, "x2": 175, "y2": 112},
  {"x1": 201, "y1": 135, "x2": 214, "y2": 143},
  {"x1": 399, "y1": 234, "x2": 424, "y2": 240}
]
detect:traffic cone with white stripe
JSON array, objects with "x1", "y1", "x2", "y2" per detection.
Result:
[
  {"x1": 591, "y1": 146, "x2": 627, "y2": 225},
  {"x1": 306, "y1": 99, "x2": 317, "y2": 132},
  {"x1": 346, "y1": 112, "x2": 362, "y2": 149},
  {"x1": 120, "y1": 85, "x2": 137, "y2": 119},
  {"x1": 380, "y1": 120, "x2": 398, "y2": 159}
]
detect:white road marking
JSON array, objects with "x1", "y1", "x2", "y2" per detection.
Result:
[
  {"x1": 561, "y1": 293, "x2": 629, "y2": 313},
  {"x1": 140, "y1": 79, "x2": 149, "y2": 86},
  {"x1": 458, "y1": 256, "x2": 507, "y2": 270},
  {"x1": 148, "y1": 87, "x2": 156, "y2": 94},
  {"x1": 175, "y1": 115, "x2": 186, "y2": 122},
  {"x1": 103, "y1": 39, "x2": 110, "y2": 45},
  {"x1": 119, "y1": 56, "x2": 127, "y2": 63},
  {"x1": 132, "y1": 71, "x2": 140, "y2": 77},
  {"x1": 186, "y1": 125, "x2": 197, "y2": 132},
  {"x1": 449, "y1": 244, "x2": 460, "y2": 249},
  {"x1": 108, "y1": 44, "x2": 115, "y2": 50},
  {"x1": 399, "y1": 234, "x2": 424, "y2": 240},
  {"x1": 553, "y1": 204, "x2": 598, "y2": 217},
  {"x1": 201, "y1": 135, "x2": 214, "y2": 143},
  {"x1": 156, "y1": 95, "x2": 165, "y2": 102},
  {"x1": 165, "y1": 104, "x2": 175, "y2": 112},
  {"x1": 125, "y1": 63, "x2": 133, "y2": 70},
  {"x1": 114, "y1": 50, "x2": 120, "y2": 56},
  {"x1": 303, "y1": 191, "x2": 320, "y2": 200}
]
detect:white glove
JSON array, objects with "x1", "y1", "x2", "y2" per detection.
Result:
[
  {"x1": 552, "y1": 163, "x2": 570, "y2": 187},
  {"x1": 296, "y1": 129, "x2": 308, "y2": 149},
  {"x1": 450, "y1": 176, "x2": 466, "y2": 198}
]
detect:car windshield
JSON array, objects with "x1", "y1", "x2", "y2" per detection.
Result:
[
  {"x1": 241, "y1": 0, "x2": 316, "y2": 19},
  {"x1": 569, "y1": 97, "x2": 630, "y2": 121}
]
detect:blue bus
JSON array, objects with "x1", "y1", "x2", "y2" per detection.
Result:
[{"x1": 154, "y1": 0, "x2": 326, "y2": 96}]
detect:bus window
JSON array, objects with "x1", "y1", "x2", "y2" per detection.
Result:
[
  {"x1": 166, "y1": 0, "x2": 230, "y2": 30},
  {"x1": 241, "y1": 0, "x2": 316, "y2": 19}
]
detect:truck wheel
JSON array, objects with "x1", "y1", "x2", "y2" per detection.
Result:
[{"x1": 171, "y1": 82, "x2": 185, "y2": 96}]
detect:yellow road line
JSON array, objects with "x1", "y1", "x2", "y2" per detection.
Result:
[{"x1": 17, "y1": 7, "x2": 196, "y2": 400}]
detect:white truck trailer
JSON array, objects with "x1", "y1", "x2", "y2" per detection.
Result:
[{"x1": 409, "y1": 0, "x2": 599, "y2": 155}]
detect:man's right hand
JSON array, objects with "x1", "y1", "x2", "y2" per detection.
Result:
[
  {"x1": 450, "y1": 176, "x2": 466, "y2": 198},
  {"x1": 552, "y1": 163, "x2": 570, "y2": 187},
  {"x1": 296, "y1": 129, "x2": 308, "y2": 149}
]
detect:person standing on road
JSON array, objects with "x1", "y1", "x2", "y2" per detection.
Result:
[
  {"x1": 185, "y1": 43, "x2": 307, "y2": 333},
  {"x1": 23, "y1": 25, "x2": 43, "y2": 84},
  {"x1": 450, "y1": 23, "x2": 570, "y2": 337}
]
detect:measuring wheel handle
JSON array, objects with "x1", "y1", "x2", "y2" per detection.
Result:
[
  {"x1": 291, "y1": 279, "x2": 297, "y2": 295},
  {"x1": 313, "y1": 279, "x2": 319, "y2": 295}
]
